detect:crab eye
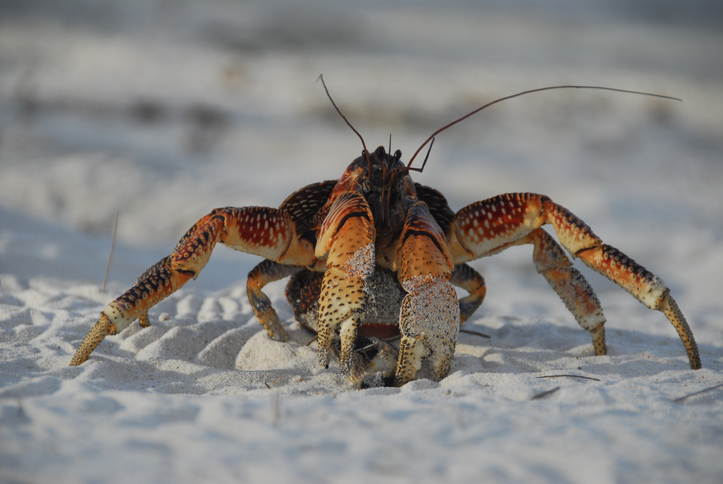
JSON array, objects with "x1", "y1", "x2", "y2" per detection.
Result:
[{"x1": 394, "y1": 149, "x2": 402, "y2": 160}]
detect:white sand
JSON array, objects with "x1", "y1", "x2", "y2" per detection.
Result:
[{"x1": 1, "y1": 1, "x2": 722, "y2": 482}]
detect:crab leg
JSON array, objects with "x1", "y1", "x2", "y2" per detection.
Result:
[
  {"x1": 69, "y1": 255, "x2": 182, "y2": 367},
  {"x1": 450, "y1": 263, "x2": 487, "y2": 323},
  {"x1": 448, "y1": 193, "x2": 701, "y2": 369},
  {"x1": 514, "y1": 228, "x2": 607, "y2": 355},
  {"x1": 394, "y1": 201, "x2": 459, "y2": 386},
  {"x1": 70, "y1": 207, "x2": 315, "y2": 366},
  {"x1": 247, "y1": 260, "x2": 305, "y2": 341}
]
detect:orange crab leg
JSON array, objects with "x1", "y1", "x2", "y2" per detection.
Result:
[
  {"x1": 70, "y1": 207, "x2": 315, "y2": 366},
  {"x1": 247, "y1": 260, "x2": 305, "y2": 341},
  {"x1": 69, "y1": 255, "x2": 187, "y2": 366},
  {"x1": 448, "y1": 193, "x2": 701, "y2": 369},
  {"x1": 514, "y1": 228, "x2": 607, "y2": 355},
  {"x1": 450, "y1": 263, "x2": 487, "y2": 324}
]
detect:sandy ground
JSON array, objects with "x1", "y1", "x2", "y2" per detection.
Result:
[{"x1": 1, "y1": 1, "x2": 722, "y2": 482}]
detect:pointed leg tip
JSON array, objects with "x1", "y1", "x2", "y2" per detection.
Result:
[
  {"x1": 68, "y1": 354, "x2": 86, "y2": 367},
  {"x1": 69, "y1": 316, "x2": 113, "y2": 367},
  {"x1": 659, "y1": 294, "x2": 702, "y2": 371},
  {"x1": 268, "y1": 330, "x2": 288, "y2": 342},
  {"x1": 69, "y1": 343, "x2": 94, "y2": 367},
  {"x1": 138, "y1": 312, "x2": 151, "y2": 328}
]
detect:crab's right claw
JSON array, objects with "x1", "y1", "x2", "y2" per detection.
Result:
[{"x1": 69, "y1": 313, "x2": 116, "y2": 366}]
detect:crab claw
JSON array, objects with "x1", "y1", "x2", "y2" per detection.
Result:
[
  {"x1": 69, "y1": 313, "x2": 116, "y2": 366},
  {"x1": 394, "y1": 275, "x2": 460, "y2": 386}
]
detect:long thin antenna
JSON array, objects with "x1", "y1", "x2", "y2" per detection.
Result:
[
  {"x1": 407, "y1": 85, "x2": 682, "y2": 169},
  {"x1": 102, "y1": 211, "x2": 119, "y2": 292},
  {"x1": 408, "y1": 137, "x2": 436, "y2": 173},
  {"x1": 318, "y1": 75, "x2": 371, "y2": 170}
]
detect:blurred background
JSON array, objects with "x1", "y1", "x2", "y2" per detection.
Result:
[{"x1": 0, "y1": 0, "x2": 721, "y2": 321}]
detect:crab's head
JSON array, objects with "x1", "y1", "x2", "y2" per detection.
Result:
[{"x1": 334, "y1": 146, "x2": 417, "y2": 233}]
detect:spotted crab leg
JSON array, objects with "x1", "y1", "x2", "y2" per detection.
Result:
[
  {"x1": 515, "y1": 228, "x2": 607, "y2": 355},
  {"x1": 247, "y1": 260, "x2": 305, "y2": 341},
  {"x1": 450, "y1": 263, "x2": 487, "y2": 324},
  {"x1": 447, "y1": 193, "x2": 701, "y2": 369},
  {"x1": 70, "y1": 207, "x2": 315, "y2": 366}
]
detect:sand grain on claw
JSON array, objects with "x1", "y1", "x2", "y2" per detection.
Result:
[
  {"x1": 342, "y1": 243, "x2": 375, "y2": 280},
  {"x1": 401, "y1": 275, "x2": 460, "y2": 342}
]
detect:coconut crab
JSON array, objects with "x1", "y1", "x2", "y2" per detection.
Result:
[{"x1": 70, "y1": 81, "x2": 701, "y2": 387}]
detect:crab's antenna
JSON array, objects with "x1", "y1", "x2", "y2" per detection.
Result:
[
  {"x1": 406, "y1": 85, "x2": 682, "y2": 169},
  {"x1": 388, "y1": 133, "x2": 392, "y2": 155},
  {"x1": 318, "y1": 75, "x2": 371, "y2": 171},
  {"x1": 102, "y1": 211, "x2": 119, "y2": 293},
  {"x1": 408, "y1": 137, "x2": 435, "y2": 173}
]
